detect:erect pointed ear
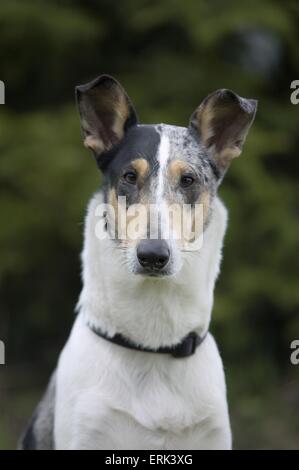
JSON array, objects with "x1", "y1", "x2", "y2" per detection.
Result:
[
  {"x1": 76, "y1": 75, "x2": 138, "y2": 163},
  {"x1": 190, "y1": 89, "x2": 257, "y2": 176}
]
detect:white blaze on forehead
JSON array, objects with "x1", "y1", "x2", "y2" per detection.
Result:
[
  {"x1": 152, "y1": 128, "x2": 171, "y2": 240},
  {"x1": 156, "y1": 130, "x2": 170, "y2": 201}
]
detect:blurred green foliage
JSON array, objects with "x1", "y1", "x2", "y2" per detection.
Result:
[{"x1": 0, "y1": 0, "x2": 299, "y2": 449}]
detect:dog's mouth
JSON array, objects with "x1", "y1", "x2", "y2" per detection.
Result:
[
  {"x1": 132, "y1": 256, "x2": 176, "y2": 278},
  {"x1": 134, "y1": 266, "x2": 172, "y2": 278}
]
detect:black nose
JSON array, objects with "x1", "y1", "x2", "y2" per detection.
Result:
[{"x1": 137, "y1": 240, "x2": 170, "y2": 271}]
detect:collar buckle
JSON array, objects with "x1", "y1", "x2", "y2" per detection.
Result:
[{"x1": 171, "y1": 332, "x2": 200, "y2": 358}]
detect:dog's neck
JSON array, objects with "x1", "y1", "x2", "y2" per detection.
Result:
[{"x1": 77, "y1": 192, "x2": 227, "y2": 349}]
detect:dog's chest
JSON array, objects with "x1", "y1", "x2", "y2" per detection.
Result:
[
  {"x1": 69, "y1": 376, "x2": 205, "y2": 449},
  {"x1": 55, "y1": 320, "x2": 220, "y2": 449}
]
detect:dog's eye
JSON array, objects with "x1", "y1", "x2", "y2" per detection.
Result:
[
  {"x1": 180, "y1": 175, "x2": 194, "y2": 188},
  {"x1": 123, "y1": 171, "x2": 137, "y2": 185}
]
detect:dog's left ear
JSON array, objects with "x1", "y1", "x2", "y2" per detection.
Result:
[
  {"x1": 190, "y1": 89, "x2": 257, "y2": 176},
  {"x1": 76, "y1": 75, "x2": 138, "y2": 166}
]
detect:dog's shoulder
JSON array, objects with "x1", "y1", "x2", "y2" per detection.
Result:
[{"x1": 18, "y1": 371, "x2": 56, "y2": 450}]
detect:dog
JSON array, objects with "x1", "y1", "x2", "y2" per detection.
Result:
[{"x1": 20, "y1": 75, "x2": 257, "y2": 450}]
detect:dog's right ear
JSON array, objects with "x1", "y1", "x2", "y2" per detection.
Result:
[{"x1": 76, "y1": 75, "x2": 138, "y2": 166}]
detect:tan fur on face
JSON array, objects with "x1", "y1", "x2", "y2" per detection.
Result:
[
  {"x1": 166, "y1": 161, "x2": 212, "y2": 248},
  {"x1": 162, "y1": 193, "x2": 211, "y2": 249},
  {"x1": 123, "y1": 159, "x2": 149, "y2": 244},
  {"x1": 108, "y1": 188, "x2": 118, "y2": 214},
  {"x1": 168, "y1": 160, "x2": 191, "y2": 183},
  {"x1": 132, "y1": 158, "x2": 150, "y2": 182},
  {"x1": 182, "y1": 191, "x2": 211, "y2": 247},
  {"x1": 200, "y1": 191, "x2": 211, "y2": 224},
  {"x1": 107, "y1": 188, "x2": 119, "y2": 238},
  {"x1": 108, "y1": 187, "x2": 148, "y2": 245}
]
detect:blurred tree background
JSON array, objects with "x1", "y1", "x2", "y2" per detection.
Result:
[{"x1": 0, "y1": 0, "x2": 299, "y2": 449}]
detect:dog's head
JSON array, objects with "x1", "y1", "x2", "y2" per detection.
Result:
[{"x1": 76, "y1": 75, "x2": 257, "y2": 278}]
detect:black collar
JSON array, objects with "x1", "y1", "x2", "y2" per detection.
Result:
[{"x1": 87, "y1": 323, "x2": 208, "y2": 358}]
